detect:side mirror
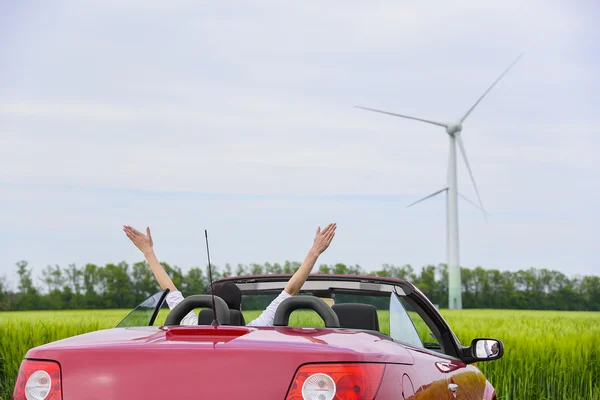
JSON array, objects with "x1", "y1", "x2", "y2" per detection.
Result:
[{"x1": 470, "y1": 338, "x2": 504, "y2": 361}]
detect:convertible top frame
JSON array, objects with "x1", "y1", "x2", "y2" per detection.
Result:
[{"x1": 216, "y1": 274, "x2": 412, "y2": 296}]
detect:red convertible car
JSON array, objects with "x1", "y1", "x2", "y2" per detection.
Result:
[{"x1": 13, "y1": 274, "x2": 503, "y2": 399}]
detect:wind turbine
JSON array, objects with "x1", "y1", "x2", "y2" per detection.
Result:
[{"x1": 356, "y1": 54, "x2": 523, "y2": 310}]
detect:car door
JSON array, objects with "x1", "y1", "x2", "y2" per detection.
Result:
[
  {"x1": 389, "y1": 292, "x2": 452, "y2": 399},
  {"x1": 437, "y1": 357, "x2": 487, "y2": 400},
  {"x1": 392, "y1": 291, "x2": 487, "y2": 399}
]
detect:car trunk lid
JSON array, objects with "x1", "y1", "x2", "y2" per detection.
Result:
[{"x1": 26, "y1": 325, "x2": 413, "y2": 399}]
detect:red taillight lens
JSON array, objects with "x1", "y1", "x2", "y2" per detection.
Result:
[
  {"x1": 286, "y1": 363, "x2": 385, "y2": 400},
  {"x1": 12, "y1": 360, "x2": 62, "y2": 400}
]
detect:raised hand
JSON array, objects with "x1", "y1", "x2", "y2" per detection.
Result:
[
  {"x1": 311, "y1": 223, "x2": 336, "y2": 255},
  {"x1": 123, "y1": 225, "x2": 154, "y2": 255}
]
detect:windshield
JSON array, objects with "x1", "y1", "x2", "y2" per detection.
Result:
[{"x1": 116, "y1": 289, "x2": 169, "y2": 328}]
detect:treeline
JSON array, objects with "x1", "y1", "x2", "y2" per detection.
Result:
[{"x1": 0, "y1": 260, "x2": 599, "y2": 311}]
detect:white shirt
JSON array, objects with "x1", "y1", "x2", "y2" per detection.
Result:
[
  {"x1": 165, "y1": 290, "x2": 292, "y2": 327},
  {"x1": 484, "y1": 343, "x2": 492, "y2": 357}
]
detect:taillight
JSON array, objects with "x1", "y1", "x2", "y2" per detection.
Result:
[
  {"x1": 286, "y1": 363, "x2": 385, "y2": 400},
  {"x1": 12, "y1": 360, "x2": 62, "y2": 400}
]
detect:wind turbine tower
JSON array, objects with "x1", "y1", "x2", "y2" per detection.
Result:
[{"x1": 357, "y1": 54, "x2": 523, "y2": 310}]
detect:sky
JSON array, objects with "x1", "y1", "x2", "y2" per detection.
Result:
[{"x1": 0, "y1": 0, "x2": 598, "y2": 288}]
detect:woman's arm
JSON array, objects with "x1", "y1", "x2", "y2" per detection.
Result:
[
  {"x1": 284, "y1": 223, "x2": 336, "y2": 296},
  {"x1": 123, "y1": 225, "x2": 177, "y2": 292},
  {"x1": 123, "y1": 225, "x2": 198, "y2": 325},
  {"x1": 247, "y1": 223, "x2": 337, "y2": 327}
]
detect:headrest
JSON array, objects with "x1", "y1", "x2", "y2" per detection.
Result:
[
  {"x1": 332, "y1": 303, "x2": 380, "y2": 331},
  {"x1": 198, "y1": 309, "x2": 213, "y2": 325}
]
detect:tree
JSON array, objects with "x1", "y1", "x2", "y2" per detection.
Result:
[
  {"x1": 283, "y1": 261, "x2": 300, "y2": 274},
  {"x1": 269, "y1": 263, "x2": 283, "y2": 274},
  {"x1": 41, "y1": 265, "x2": 60, "y2": 293},
  {"x1": 206, "y1": 264, "x2": 221, "y2": 282},
  {"x1": 163, "y1": 263, "x2": 184, "y2": 289},
  {"x1": 373, "y1": 265, "x2": 391, "y2": 277},
  {"x1": 3, "y1": 259, "x2": 600, "y2": 312},
  {"x1": 101, "y1": 262, "x2": 134, "y2": 308},
  {"x1": 131, "y1": 261, "x2": 160, "y2": 303},
  {"x1": 347, "y1": 264, "x2": 363, "y2": 275},
  {"x1": 65, "y1": 263, "x2": 83, "y2": 308},
  {"x1": 415, "y1": 265, "x2": 440, "y2": 305},
  {"x1": 250, "y1": 263, "x2": 264, "y2": 275},
  {"x1": 82, "y1": 263, "x2": 102, "y2": 308},
  {"x1": 318, "y1": 264, "x2": 330, "y2": 274},
  {"x1": 181, "y1": 267, "x2": 205, "y2": 296},
  {"x1": 580, "y1": 276, "x2": 600, "y2": 311},
  {"x1": 236, "y1": 264, "x2": 247, "y2": 276},
  {"x1": 552, "y1": 271, "x2": 577, "y2": 311},
  {"x1": 0, "y1": 275, "x2": 9, "y2": 311},
  {"x1": 436, "y1": 264, "x2": 449, "y2": 308},
  {"x1": 17, "y1": 261, "x2": 35, "y2": 293},
  {"x1": 332, "y1": 263, "x2": 349, "y2": 275},
  {"x1": 223, "y1": 264, "x2": 233, "y2": 278},
  {"x1": 40, "y1": 265, "x2": 64, "y2": 309},
  {"x1": 16, "y1": 261, "x2": 39, "y2": 310}
]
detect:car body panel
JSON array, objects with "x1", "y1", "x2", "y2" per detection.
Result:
[
  {"x1": 404, "y1": 348, "x2": 452, "y2": 400},
  {"x1": 28, "y1": 326, "x2": 413, "y2": 364},
  {"x1": 443, "y1": 359, "x2": 488, "y2": 400},
  {"x1": 25, "y1": 325, "x2": 414, "y2": 399}
]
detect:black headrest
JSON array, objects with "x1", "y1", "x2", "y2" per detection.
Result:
[
  {"x1": 198, "y1": 309, "x2": 246, "y2": 326},
  {"x1": 332, "y1": 303, "x2": 380, "y2": 331}
]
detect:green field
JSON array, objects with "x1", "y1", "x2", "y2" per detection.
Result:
[{"x1": 1, "y1": 309, "x2": 599, "y2": 400}]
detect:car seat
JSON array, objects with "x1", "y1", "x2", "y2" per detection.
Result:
[{"x1": 332, "y1": 303, "x2": 380, "y2": 331}]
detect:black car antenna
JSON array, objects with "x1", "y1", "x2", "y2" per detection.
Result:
[{"x1": 205, "y1": 229, "x2": 220, "y2": 327}]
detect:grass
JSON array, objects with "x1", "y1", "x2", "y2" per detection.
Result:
[{"x1": 1, "y1": 309, "x2": 599, "y2": 400}]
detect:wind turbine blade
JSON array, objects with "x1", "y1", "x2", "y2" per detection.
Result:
[
  {"x1": 455, "y1": 133, "x2": 488, "y2": 222},
  {"x1": 355, "y1": 105, "x2": 447, "y2": 128},
  {"x1": 458, "y1": 192, "x2": 491, "y2": 217},
  {"x1": 407, "y1": 187, "x2": 448, "y2": 208},
  {"x1": 460, "y1": 52, "x2": 524, "y2": 122}
]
